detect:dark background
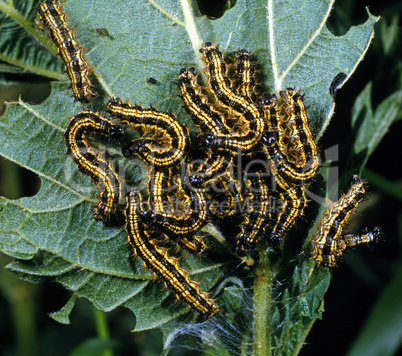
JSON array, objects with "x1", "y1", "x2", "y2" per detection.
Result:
[{"x1": 0, "y1": 0, "x2": 401, "y2": 355}]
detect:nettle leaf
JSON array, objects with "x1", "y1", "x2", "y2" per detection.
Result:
[
  {"x1": 0, "y1": 0, "x2": 377, "y2": 351},
  {"x1": 351, "y1": 81, "x2": 402, "y2": 169},
  {"x1": 0, "y1": 0, "x2": 65, "y2": 79}
]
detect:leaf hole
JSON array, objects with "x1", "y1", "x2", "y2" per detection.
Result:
[
  {"x1": 0, "y1": 158, "x2": 40, "y2": 199},
  {"x1": 197, "y1": 0, "x2": 237, "y2": 19}
]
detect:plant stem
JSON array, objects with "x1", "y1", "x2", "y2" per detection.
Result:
[
  {"x1": 0, "y1": 254, "x2": 38, "y2": 356},
  {"x1": 11, "y1": 286, "x2": 38, "y2": 356},
  {"x1": 253, "y1": 252, "x2": 275, "y2": 356},
  {"x1": 93, "y1": 308, "x2": 114, "y2": 356}
]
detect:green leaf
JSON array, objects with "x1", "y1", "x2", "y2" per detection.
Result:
[
  {"x1": 379, "y1": 15, "x2": 400, "y2": 56},
  {"x1": 351, "y1": 81, "x2": 402, "y2": 169},
  {"x1": 270, "y1": 260, "x2": 331, "y2": 356},
  {"x1": 0, "y1": 0, "x2": 65, "y2": 79},
  {"x1": 49, "y1": 293, "x2": 78, "y2": 324},
  {"x1": 0, "y1": 62, "x2": 24, "y2": 73},
  {"x1": 0, "y1": 0, "x2": 378, "y2": 351},
  {"x1": 69, "y1": 337, "x2": 119, "y2": 356},
  {"x1": 347, "y1": 260, "x2": 402, "y2": 356}
]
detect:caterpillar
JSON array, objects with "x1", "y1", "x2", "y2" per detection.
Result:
[
  {"x1": 107, "y1": 98, "x2": 189, "y2": 168},
  {"x1": 200, "y1": 42, "x2": 262, "y2": 121},
  {"x1": 187, "y1": 153, "x2": 233, "y2": 190},
  {"x1": 262, "y1": 132, "x2": 319, "y2": 186},
  {"x1": 65, "y1": 111, "x2": 124, "y2": 220},
  {"x1": 261, "y1": 92, "x2": 319, "y2": 187},
  {"x1": 143, "y1": 169, "x2": 208, "y2": 239},
  {"x1": 178, "y1": 67, "x2": 230, "y2": 136},
  {"x1": 200, "y1": 117, "x2": 266, "y2": 155},
  {"x1": 266, "y1": 186, "x2": 307, "y2": 247},
  {"x1": 198, "y1": 43, "x2": 266, "y2": 153},
  {"x1": 311, "y1": 175, "x2": 381, "y2": 267},
  {"x1": 174, "y1": 234, "x2": 207, "y2": 255},
  {"x1": 279, "y1": 88, "x2": 319, "y2": 170},
  {"x1": 234, "y1": 172, "x2": 271, "y2": 256},
  {"x1": 207, "y1": 175, "x2": 240, "y2": 219},
  {"x1": 125, "y1": 189, "x2": 219, "y2": 316},
  {"x1": 233, "y1": 49, "x2": 257, "y2": 101},
  {"x1": 37, "y1": 1, "x2": 95, "y2": 102}
]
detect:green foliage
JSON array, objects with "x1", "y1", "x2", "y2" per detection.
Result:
[
  {"x1": 69, "y1": 338, "x2": 118, "y2": 356},
  {"x1": 0, "y1": 0, "x2": 65, "y2": 79},
  {"x1": 351, "y1": 80, "x2": 402, "y2": 170},
  {"x1": 347, "y1": 261, "x2": 402, "y2": 356},
  {"x1": 0, "y1": 0, "x2": 391, "y2": 355}
]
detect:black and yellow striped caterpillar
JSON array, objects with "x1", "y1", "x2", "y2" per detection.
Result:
[
  {"x1": 311, "y1": 175, "x2": 381, "y2": 267},
  {"x1": 65, "y1": 111, "x2": 124, "y2": 221},
  {"x1": 37, "y1": 1, "x2": 96, "y2": 102}
]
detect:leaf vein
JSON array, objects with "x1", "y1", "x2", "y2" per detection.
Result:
[
  {"x1": 147, "y1": 0, "x2": 185, "y2": 26},
  {"x1": 266, "y1": 0, "x2": 279, "y2": 92},
  {"x1": 278, "y1": 0, "x2": 335, "y2": 89},
  {"x1": 0, "y1": 152, "x2": 90, "y2": 205},
  {"x1": 18, "y1": 98, "x2": 64, "y2": 132},
  {"x1": 179, "y1": 0, "x2": 204, "y2": 76}
]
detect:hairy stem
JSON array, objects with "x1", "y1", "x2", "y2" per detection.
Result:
[{"x1": 253, "y1": 252, "x2": 276, "y2": 356}]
